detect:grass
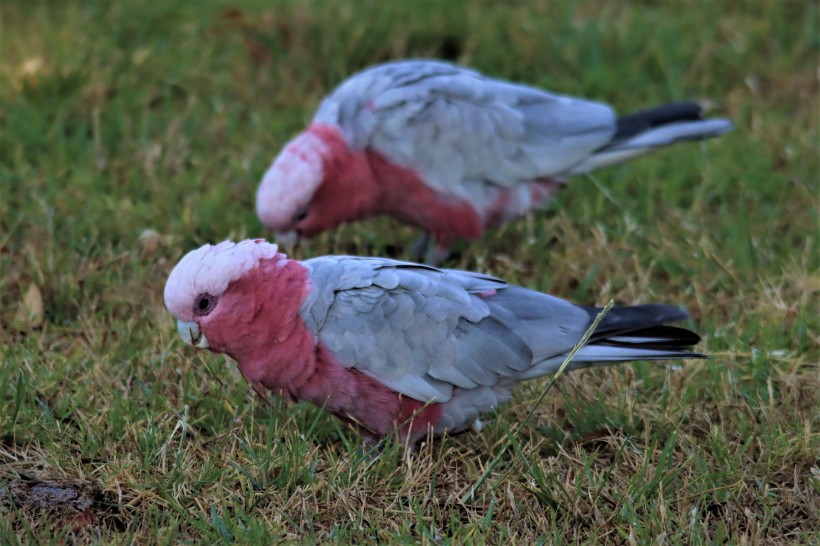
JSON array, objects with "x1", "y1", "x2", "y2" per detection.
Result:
[{"x1": 1, "y1": 0, "x2": 817, "y2": 543}]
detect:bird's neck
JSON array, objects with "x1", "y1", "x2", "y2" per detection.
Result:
[
  {"x1": 304, "y1": 124, "x2": 385, "y2": 221},
  {"x1": 205, "y1": 257, "x2": 316, "y2": 388},
  {"x1": 306, "y1": 123, "x2": 483, "y2": 245}
]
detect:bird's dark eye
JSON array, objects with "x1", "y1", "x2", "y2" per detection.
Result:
[
  {"x1": 293, "y1": 205, "x2": 309, "y2": 223},
  {"x1": 193, "y1": 293, "x2": 217, "y2": 316}
]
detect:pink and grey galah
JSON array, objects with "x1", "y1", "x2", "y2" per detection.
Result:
[
  {"x1": 256, "y1": 59, "x2": 733, "y2": 258},
  {"x1": 164, "y1": 239, "x2": 706, "y2": 444}
]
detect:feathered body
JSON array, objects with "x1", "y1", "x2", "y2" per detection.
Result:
[
  {"x1": 256, "y1": 59, "x2": 733, "y2": 251},
  {"x1": 165, "y1": 240, "x2": 705, "y2": 443}
]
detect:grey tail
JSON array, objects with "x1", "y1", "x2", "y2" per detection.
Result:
[
  {"x1": 573, "y1": 304, "x2": 707, "y2": 363},
  {"x1": 568, "y1": 102, "x2": 734, "y2": 175}
]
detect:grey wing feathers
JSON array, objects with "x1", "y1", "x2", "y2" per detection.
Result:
[
  {"x1": 298, "y1": 256, "x2": 703, "y2": 404},
  {"x1": 299, "y1": 256, "x2": 540, "y2": 402},
  {"x1": 313, "y1": 60, "x2": 616, "y2": 199}
]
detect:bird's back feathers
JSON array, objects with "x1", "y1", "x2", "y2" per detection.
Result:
[
  {"x1": 298, "y1": 256, "x2": 703, "y2": 404},
  {"x1": 311, "y1": 60, "x2": 732, "y2": 218},
  {"x1": 314, "y1": 60, "x2": 616, "y2": 203}
]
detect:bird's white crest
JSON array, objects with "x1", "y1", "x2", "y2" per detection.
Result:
[
  {"x1": 164, "y1": 240, "x2": 280, "y2": 321},
  {"x1": 256, "y1": 131, "x2": 329, "y2": 231}
]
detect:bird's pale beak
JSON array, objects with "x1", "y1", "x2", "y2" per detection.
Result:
[
  {"x1": 176, "y1": 320, "x2": 209, "y2": 349},
  {"x1": 274, "y1": 230, "x2": 299, "y2": 248}
]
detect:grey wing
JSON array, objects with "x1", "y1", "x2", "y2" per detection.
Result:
[
  {"x1": 313, "y1": 60, "x2": 616, "y2": 200},
  {"x1": 298, "y1": 256, "x2": 541, "y2": 403}
]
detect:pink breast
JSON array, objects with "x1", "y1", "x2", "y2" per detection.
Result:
[{"x1": 367, "y1": 150, "x2": 484, "y2": 246}]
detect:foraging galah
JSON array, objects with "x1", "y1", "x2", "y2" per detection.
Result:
[
  {"x1": 256, "y1": 59, "x2": 733, "y2": 257},
  {"x1": 164, "y1": 239, "x2": 706, "y2": 444}
]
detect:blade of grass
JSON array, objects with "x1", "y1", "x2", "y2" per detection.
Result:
[{"x1": 461, "y1": 301, "x2": 614, "y2": 503}]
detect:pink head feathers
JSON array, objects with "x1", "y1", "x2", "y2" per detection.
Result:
[
  {"x1": 163, "y1": 240, "x2": 281, "y2": 321},
  {"x1": 255, "y1": 129, "x2": 330, "y2": 234}
]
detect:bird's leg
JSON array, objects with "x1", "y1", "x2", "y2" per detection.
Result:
[
  {"x1": 358, "y1": 434, "x2": 384, "y2": 461},
  {"x1": 409, "y1": 232, "x2": 451, "y2": 265},
  {"x1": 409, "y1": 232, "x2": 432, "y2": 263},
  {"x1": 424, "y1": 243, "x2": 451, "y2": 267}
]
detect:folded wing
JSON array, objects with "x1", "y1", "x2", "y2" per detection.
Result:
[
  {"x1": 313, "y1": 60, "x2": 616, "y2": 202},
  {"x1": 298, "y1": 256, "x2": 595, "y2": 403}
]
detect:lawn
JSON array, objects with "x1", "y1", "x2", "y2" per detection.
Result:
[{"x1": 1, "y1": 1, "x2": 817, "y2": 544}]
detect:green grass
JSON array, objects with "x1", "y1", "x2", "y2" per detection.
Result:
[{"x1": 1, "y1": 1, "x2": 817, "y2": 543}]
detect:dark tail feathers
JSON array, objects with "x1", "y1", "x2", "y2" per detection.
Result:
[
  {"x1": 583, "y1": 304, "x2": 706, "y2": 357},
  {"x1": 614, "y1": 102, "x2": 706, "y2": 141}
]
